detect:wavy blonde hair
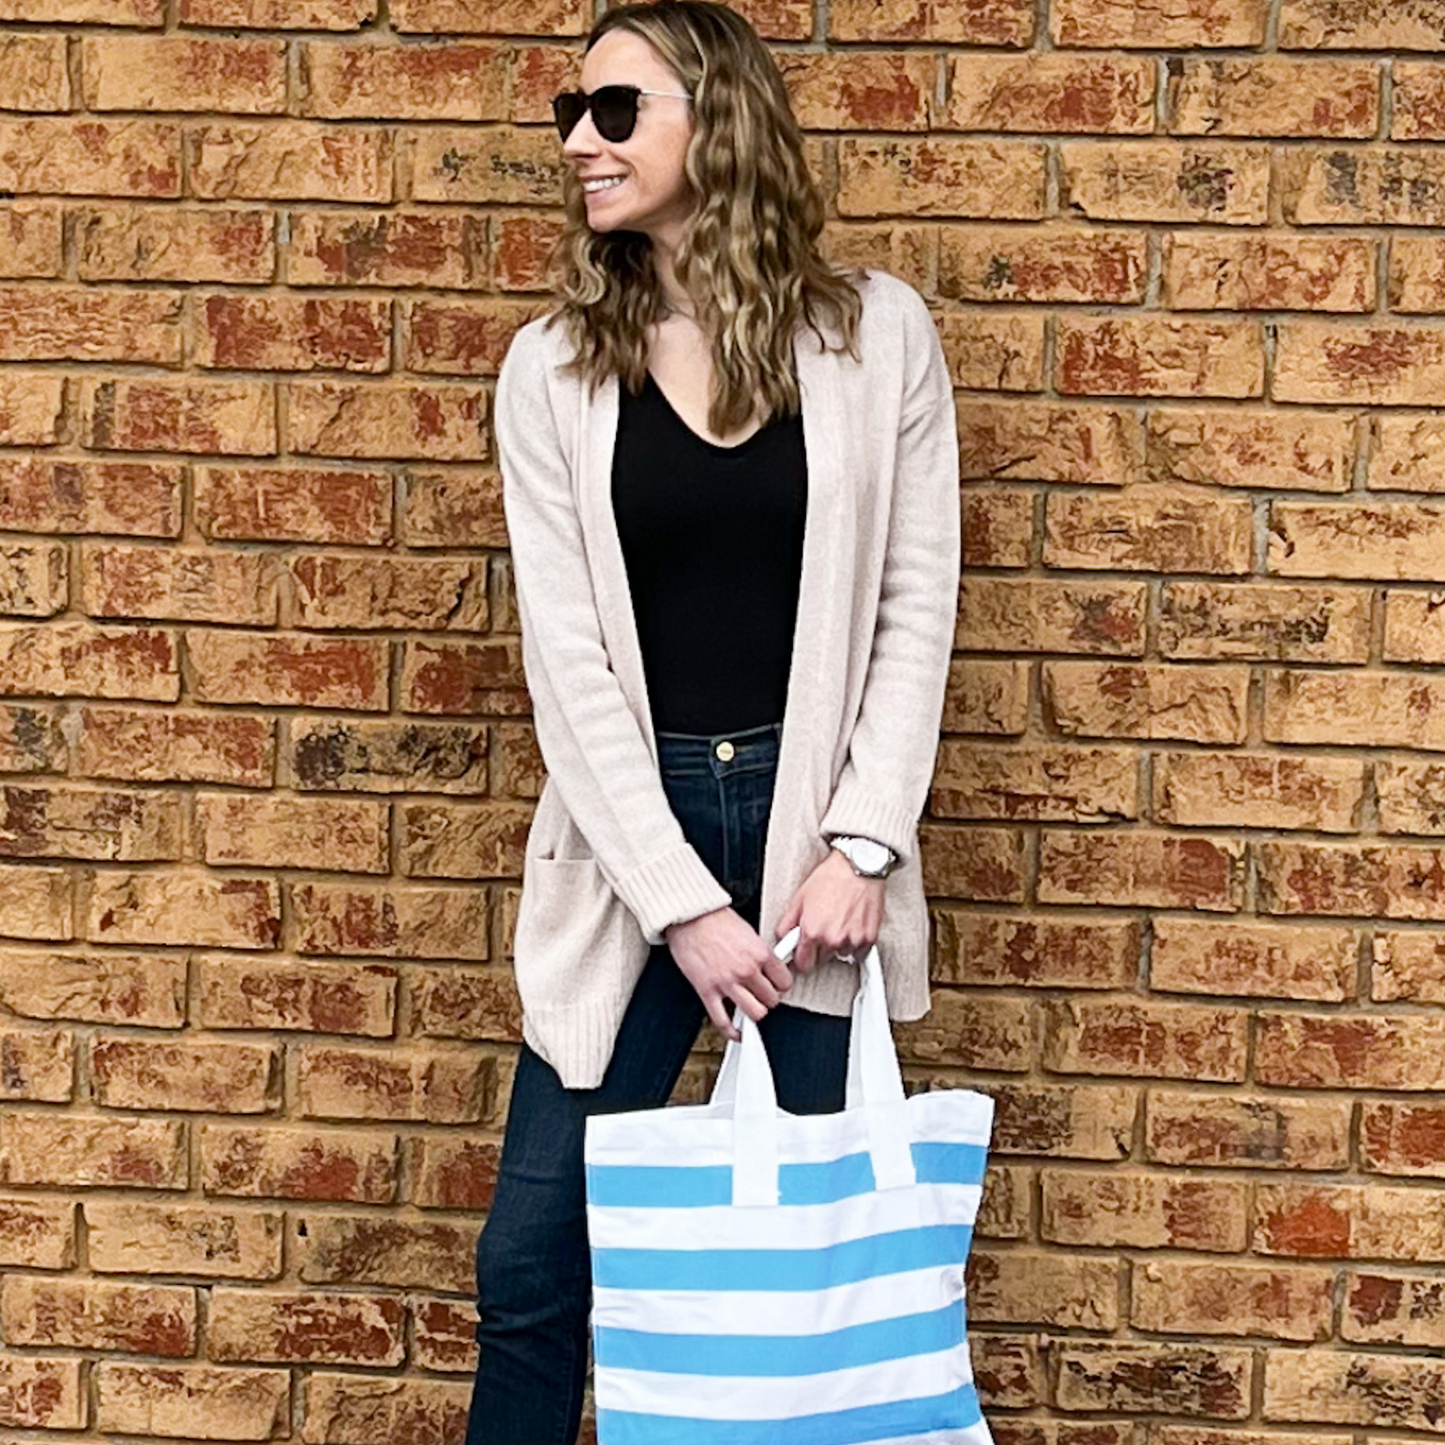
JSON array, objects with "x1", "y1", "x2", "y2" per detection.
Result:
[{"x1": 545, "y1": 0, "x2": 864, "y2": 437}]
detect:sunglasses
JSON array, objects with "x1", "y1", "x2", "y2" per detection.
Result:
[{"x1": 552, "y1": 84, "x2": 694, "y2": 144}]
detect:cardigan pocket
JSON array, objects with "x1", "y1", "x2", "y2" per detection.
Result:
[{"x1": 512, "y1": 855, "x2": 636, "y2": 1008}]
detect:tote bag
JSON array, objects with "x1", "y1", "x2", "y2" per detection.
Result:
[{"x1": 584, "y1": 925, "x2": 996, "y2": 1445}]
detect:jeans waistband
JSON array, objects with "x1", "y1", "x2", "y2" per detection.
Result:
[{"x1": 655, "y1": 720, "x2": 782, "y2": 780}]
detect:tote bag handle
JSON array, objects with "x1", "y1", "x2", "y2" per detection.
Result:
[{"x1": 712, "y1": 926, "x2": 916, "y2": 1207}]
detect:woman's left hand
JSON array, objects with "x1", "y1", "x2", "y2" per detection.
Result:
[{"x1": 774, "y1": 848, "x2": 885, "y2": 975}]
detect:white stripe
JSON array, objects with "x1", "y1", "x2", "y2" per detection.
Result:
[
  {"x1": 585, "y1": 1097, "x2": 993, "y2": 1169},
  {"x1": 588, "y1": 1182, "x2": 981, "y2": 1251},
  {"x1": 591, "y1": 1263, "x2": 966, "y2": 1335},
  {"x1": 594, "y1": 1342, "x2": 972, "y2": 1419}
]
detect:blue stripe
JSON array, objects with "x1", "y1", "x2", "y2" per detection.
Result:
[
  {"x1": 591, "y1": 1224, "x2": 973, "y2": 1293},
  {"x1": 596, "y1": 1379, "x2": 984, "y2": 1445},
  {"x1": 594, "y1": 1301, "x2": 963, "y2": 1376},
  {"x1": 587, "y1": 1142, "x2": 987, "y2": 1210}
]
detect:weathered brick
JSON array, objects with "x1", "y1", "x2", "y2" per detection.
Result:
[
  {"x1": 0, "y1": 118, "x2": 180, "y2": 197},
  {"x1": 291, "y1": 554, "x2": 487, "y2": 632},
  {"x1": 412, "y1": 1296, "x2": 478, "y2": 1372},
  {"x1": 0, "y1": 36, "x2": 68, "y2": 112},
  {"x1": 86, "y1": 1200, "x2": 282, "y2": 1279},
  {"x1": 1280, "y1": 0, "x2": 1445, "y2": 47},
  {"x1": 400, "y1": 637, "x2": 529, "y2": 715},
  {"x1": 188, "y1": 632, "x2": 387, "y2": 711},
  {"x1": 491, "y1": 721, "x2": 542, "y2": 799},
  {"x1": 1257, "y1": 1012, "x2": 1445, "y2": 1087},
  {"x1": 830, "y1": 0, "x2": 1034, "y2": 43},
  {"x1": 1146, "y1": 1089, "x2": 1351, "y2": 1169},
  {"x1": 84, "y1": 377, "x2": 276, "y2": 456},
  {"x1": 0, "y1": 1358, "x2": 83, "y2": 1431},
  {"x1": 945, "y1": 54, "x2": 1153, "y2": 133},
  {"x1": 1361, "y1": 1100, "x2": 1445, "y2": 1178},
  {"x1": 412, "y1": 1137, "x2": 498, "y2": 1210},
  {"x1": 0, "y1": 540, "x2": 65, "y2": 616},
  {"x1": 0, "y1": 621, "x2": 177, "y2": 701},
  {"x1": 297, "y1": 1044, "x2": 488, "y2": 1123},
  {"x1": 201, "y1": 1123, "x2": 397, "y2": 1203},
  {"x1": 958, "y1": 399, "x2": 1144, "y2": 486},
  {"x1": 82, "y1": 543, "x2": 278, "y2": 626},
  {"x1": 0, "y1": 1027, "x2": 71, "y2": 1101},
  {"x1": 1054, "y1": 0, "x2": 1266, "y2": 46},
  {"x1": 77, "y1": 205, "x2": 274, "y2": 284},
  {"x1": 1345, "y1": 1270, "x2": 1445, "y2": 1346},
  {"x1": 89, "y1": 869, "x2": 280, "y2": 949},
  {"x1": 3, "y1": 1276, "x2": 195, "y2": 1354},
  {"x1": 0, "y1": 1196, "x2": 73, "y2": 1269},
  {"x1": 289, "y1": 210, "x2": 487, "y2": 289},
  {"x1": 1377, "y1": 757, "x2": 1445, "y2": 832},
  {"x1": 1044, "y1": 996, "x2": 1247, "y2": 1080},
  {"x1": 976, "y1": 1164, "x2": 1032, "y2": 1241},
  {"x1": 1059, "y1": 142, "x2": 1270, "y2": 224},
  {"x1": 939, "y1": 225, "x2": 1145, "y2": 305},
  {"x1": 1159, "y1": 582, "x2": 1369, "y2": 662},
  {"x1": 970, "y1": 1335, "x2": 1045, "y2": 1411},
  {"x1": 1132, "y1": 1260, "x2": 1333, "y2": 1341},
  {"x1": 301, "y1": 1373, "x2": 472, "y2": 1445},
  {"x1": 1387, "y1": 591, "x2": 1445, "y2": 662},
  {"x1": 984, "y1": 1083, "x2": 1136, "y2": 1159},
  {"x1": 303, "y1": 41, "x2": 506, "y2": 119},
  {"x1": 934, "y1": 309, "x2": 1045, "y2": 392},
  {"x1": 288, "y1": 380, "x2": 487, "y2": 461},
  {"x1": 195, "y1": 295, "x2": 390, "y2": 373},
  {"x1": 180, "y1": 0, "x2": 377, "y2": 25},
  {"x1": 775, "y1": 51, "x2": 931, "y2": 131},
  {"x1": 198, "y1": 793, "x2": 389, "y2": 874},
  {"x1": 0, "y1": 702, "x2": 63, "y2": 771},
  {"x1": 1277, "y1": 323, "x2": 1445, "y2": 405},
  {"x1": 0, "y1": 783, "x2": 180, "y2": 863},
  {"x1": 1264, "y1": 668, "x2": 1445, "y2": 750},
  {"x1": 1039, "y1": 832, "x2": 1244, "y2": 910},
  {"x1": 1147, "y1": 406, "x2": 1356, "y2": 492},
  {"x1": 1056, "y1": 1343, "x2": 1251, "y2": 1419},
  {"x1": 930, "y1": 741, "x2": 1136, "y2": 823},
  {"x1": 397, "y1": 801, "x2": 529, "y2": 881},
  {"x1": 1258, "y1": 840, "x2": 1445, "y2": 920},
  {"x1": 959, "y1": 578, "x2": 1146, "y2": 654},
  {"x1": 400, "y1": 470, "x2": 504, "y2": 549},
  {"x1": 1169, "y1": 57, "x2": 1378, "y2": 137},
  {"x1": 412, "y1": 126, "x2": 562, "y2": 204},
  {"x1": 1046, "y1": 662, "x2": 1249, "y2": 744},
  {"x1": 491, "y1": 211, "x2": 565, "y2": 292},
  {"x1": 0, "y1": 285, "x2": 181, "y2": 364},
  {"x1": 390, "y1": 0, "x2": 588, "y2": 32},
  {"x1": 0, "y1": 204, "x2": 62, "y2": 280},
  {"x1": 77, "y1": 706, "x2": 275, "y2": 787},
  {"x1": 291, "y1": 880, "x2": 488, "y2": 960},
  {"x1": 1056, "y1": 316, "x2": 1264, "y2": 398},
  {"x1": 1152, "y1": 918, "x2": 1357, "y2": 1000},
  {"x1": 1374, "y1": 928, "x2": 1445, "y2": 1001},
  {"x1": 1163, "y1": 232, "x2": 1375, "y2": 311},
  {"x1": 0, "y1": 866, "x2": 73, "y2": 942},
  {"x1": 932, "y1": 912, "x2": 1136, "y2": 989},
  {"x1": 894, "y1": 991, "x2": 1034, "y2": 1071},
  {"x1": 0, "y1": 948, "x2": 184, "y2": 1026},
  {"x1": 1154, "y1": 752, "x2": 1364, "y2": 832},
  {"x1": 0, "y1": 459, "x2": 182, "y2": 536},
  {"x1": 1046, "y1": 485, "x2": 1252, "y2": 572},
  {"x1": 942, "y1": 659, "x2": 1029, "y2": 736},
  {"x1": 0, "y1": 0, "x2": 161, "y2": 19},
  {"x1": 92, "y1": 1036, "x2": 276, "y2": 1113},
  {"x1": 1282, "y1": 146, "x2": 1445, "y2": 226},
  {"x1": 210, "y1": 1288, "x2": 405, "y2": 1366},
  {"x1": 296, "y1": 1213, "x2": 477, "y2": 1292},
  {"x1": 0, "y1": 1112, "x2": 186, "y2": 1189},
  {"x1": 413, "y1": 966, "x2": 520, "y2": 1040},
  {"x1": 97, "y1": 1362, "x2": 289, "y2": 1441},
  {"x1": 190, "y1": 124, "x2": 390, "y2": 203},
  {"x1": 1392, "y1": 61, "x2": 1445, "y2": 139},
  {"x1": 1264, "y1": 1349, "x2": 1445, "y2": 1430},
  {"x1": 838, "y1": 138, "x2": 1047, "y2": 219},
  {"x1": 969, "y1": 1249, "x2": 1120, "y2": 1329},
  {"x1": 1387, "y1": 235, "x2": 1445, "y2": 314},
  {"x1": 83, "y1": 36, "x2": 285, "y2": 113},
  {"x1": 0, "y1": 372, "x2": 63, "y2": 444},
  {"x1": 824, "y1": 222, "x2": 933, "y2": 297},
  {"x1": 290, "y1": 718, "x2": 487, "y2": 795},
  {"x1": 198, "y1": 957, "x2": 396, "y2": 1036},
  {"x1": 196, "y1": 466, "x2": 391, "y2": 545},
  {"x1": 405, "y1": 298, "x2": 554, "y2": 377}
]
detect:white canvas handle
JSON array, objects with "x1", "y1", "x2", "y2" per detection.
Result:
[{"x1": 712, "y1": 927, "x2": 916, "y2": 1207}]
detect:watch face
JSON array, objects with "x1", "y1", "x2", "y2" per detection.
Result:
[{"x1": 853, "y1": 838, "x2": 890, "y2": 873}]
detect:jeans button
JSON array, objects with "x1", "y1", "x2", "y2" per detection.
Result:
[{"x1": 715, "y1": 740, "x2": 734, "y2": 762}]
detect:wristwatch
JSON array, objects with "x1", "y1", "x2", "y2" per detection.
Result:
[{"x1": 828, "y1": 834, "x2": 898, "y2": 879}]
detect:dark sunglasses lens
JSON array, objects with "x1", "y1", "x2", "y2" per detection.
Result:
[
  {"x1": 593, "y1": 87, "x2": 640, "y2": 142},
  {"x1": 553, "y1": 92, "x2": 586, "y2": 140}
]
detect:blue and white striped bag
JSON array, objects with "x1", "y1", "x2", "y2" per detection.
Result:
[{"x1": 584, "y1": 928, "x2": 995, "y2": 1445}]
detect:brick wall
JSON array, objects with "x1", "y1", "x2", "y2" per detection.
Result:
[{"x1": 0, "y1": 0, "x2": 1442, "y2": 1440}]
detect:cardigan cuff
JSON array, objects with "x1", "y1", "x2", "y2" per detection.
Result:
[
  {"x1": 613, "y1": 841, "x2": 733, "y2": 946},
  {"x1": 819, "y1": 780, "x2": 919, "y2": 862}
]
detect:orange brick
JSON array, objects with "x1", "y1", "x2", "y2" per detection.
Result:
[
  {"x1": 931, "y1": 741, "x2": 1137, "y2": 823},
  {"x1": 969, "y1": 1249, "x2": 1119, "y2": 1329},
  {"x1": 0, "y1": 1027, "x2": 70, "y2": 1101},
  {"x1": 288, "y1": 210, "x2": 486, "y2": 289},
  {"x1": 83, "y1": 36, "x2": 285, "y2": 113},
  {"x1": 390, "y1": 0, "x2": 589, "y2": 32},
  {"x1": 1045, "y1": 661, "x2": 1249, "y2": 744},
  {"x1": 1056, "y1": 1342, "x2": 1250, "y2": 1419},
  {"x1": 945, "y1": 54, "x2": 1153, "y2": 133},
  {"x1": 1374, "y1": 928, "x2": 1445, "y2": 1002},
  {"x1": 181, "y1": 0, "x2": 376, "y2": 21},
  {"x1": 400, "y1": 637, "x2": 529, "y2": 715},
  {"x1": 935, "y1": 309, "x2": 1045, "y2": 391},
  {"x1": 1059, "y1": 141, "x2": 1270, "y2": 224},
  {"x1": 0, "y1": 540, "x2": 65, "y2": 616},
  {"x1": 0, "y1": 949, "x2": 184, "y2": 1028},
  {"x1": 0, "y1": 866, "x2": 74, "y2": 942},
  {"x1": 302, "y1": 1374, "x2": 471, "y2": 1445},
  {"x1": 919, "y1": 824, "x2": 1026, "y2": 903},
  {"x1": 81, "y1": 543, "x2": 279, "y2": 626},
  {"x1": 84, "y1": 377, "x2": 276, "y2": 457},
  {"x1": 0, "y1": 783, "x2": 180, "y2": 861},
  {"x1": 0, "y1": 286, "x2": 181, "y2": 364},
  {"x1": 0, "y1": 118, "x2": 180, "y2": 197},
  {"x1": 1258, "y1": 1011, "x2": 1445, "y2": 1085},
  {"x1": 198, "y1": 793, "x2": 388, "y2": 873},
  {"x1": 1147, "y1": 405, "x2": 1356, "y2": 491},
  {"x1": 1132, "y1": 1260, "x2": 1333, "y2": 1341},
  {"x1": 961, "y1": 487, "x2": 1033, "y2": 568},
  {"x1": 0, "y1": 1358, "x2": 83, "y2": 1431},
  {"x1": 0, "y1": 459, "x2": 182, "y2": 536},
  {"x1": 1045, "y1": 485, "x2": 1252, "y2": 572},
  {"x1": 209, "y1": 1288, "x2": 404, "y2": 1365},
  {"x1": 1159, "y1": 582, "x2": 1370, "y2": 662},
  {"x1": 288, "y1": 381, "x2": 488, "y2": 461},
  {"x1": 1044, "y1": 1171, "x2": 1247, "y2": 1251},
  {"x1": 1151, "y1": 918, "x2": 1358, "y2": 1000},
  {"x1": 77, "y1": 205, "x2": 274, "y2": 284},
  {"x1": 1280, "y1": 0, "x2": 1442, "y2": 47},
  {"x1": 1264, "y1": 667, "x2": 1445, "y2": 749},
  {"x1": 88, "y1": 869, "x2": 280, "y2": 949},
  {"x1": 1039, "y1": 831, "x2": 1244, "y2": 910},
  {"x1": 838, "y1": 138, "x2": 1047, "y2": 219},
  {"x1": 2, "y1": 1277, "x2": 195, "y2": 1355},
  {"x1": 1168, "y1": 57, "x2": 1378, "y2": 137},
  {"x1": 291, "y1": 882, "x2": 488, "y2": 961},
  {"x1": 1146, "y1": 1089, "x2": 1351, "y2": 1169},
  {"x1": 1361, "y1": 1100, "x2": 1445, "y2": 1178},
  {"x1": 412, "y1": 1138, "x2": 498, "y2": 1211},
  {"x1": 0, "y1": 621, "x2": 178, "y2": 701},
  {"x1": 1345, "y1": 1270, "x2": 1445, "y2": 1347},
  {"x1": 91, "y1": 1036, "x2": 276, "y2": 1113},
  {"x1": 188, "y1": 632, "x2": 387, "y2": 710},
  {"x1": 1377, "y1": 756, "x2": 1445, "y2": 832},
  {"x1": 1154, "y1": 752, "x2": 1365, "y2": 832},
  {"x1": 985, "y1": 1082, "x2": 1136, "y2": 1159},
  {"x1": 86, "y1": 1201, "x2": 282, "y2": 1279},
  {"x1": 894, "y1": 990, "x2": 1033, "y2": 1071},
  {"x1": 398, "y1": 800, "x2": 531, "y2": 880},
  {"x1": 1263, "y1": 839, "x2": 1445, "y2": 919},
  {"x1": 77, "y1": 706, "x2": 274, "y2": 787},
  {"x1": 303, "y1": 41, "x2": 507, "y2": 120},
  {"x1": 1, "y1": 0, "x2": 160, "y2": 17},
  {"x1": 189, "y1": 123, "x2": 391, "y2": 203},
  {"x1": 0, "y1": 204, "x2": 61, "y2": 279},
  {"x1": 413, "y1": 966, "x2": 519, "y2": 1041},
  {"x1": 1257, "y1": 1181, "x2": 1445, "y2": 1259},
  {"x1": 1282, "y1": 145, "x2": 1445, "y2": 225},
  {"x1": 293, "y1": 554, "x2": 487, "y2": 631},
  {"x1": 198, "y1": 957, "x2": 395, "y2": 1036},
  {"x1": 297, "y1": 1044, "x2": 488, "y2": 1123},
  {"x1": 940, "y1": 225, "x2": 1146, "y2": 304},
  {"x1": 195, "y1": 466, "x2": 391, "y2": 545},
  {"x1": 1057, "y1": 316, "x2": 1264, "y2": 398},
  {"x1": 0, "y1": 1112, "x2": 186, "y2": 1189},
  {"x1": 1054, "y1": 0, "x2": 1266, "y2": 46},
  {"x1": 959, "y1": 578, "x2": 1147, "y2": 654},
  {"x1": 0, "y1": 1197, "x2": 74, "y2": 1268},
  {"x1": 412, "y1": 1296, "x2": 479, "y2": 1372},
  {"x1": 0, "y1": 35, "x2": 69, "y2": 111},
  {"x1": 404, "y1": 298, "x2": 549, "y2": 376},
  {"x1": 194, "y1": 295, "x2": 390, "y2": 373},
  {"x1": 1044, "y1": 996, "x2": 1248, "y2": 1080},
  {"x1": 296, "y1": 1213, "x2": 477, "y2": 1292},
  {"x1": 942, "y1": 658, "x2": 1029, "y2": 735},
  {"x1": 491, "y1": 211, "x2": 565, "y2": 292},
  {"x1": 201, "y1": 1123, "x2": 397, "y2": 1203},
  {"x1": 957, "y1": 399, "x2": 1145, "y2": 488},
  {"x1": 1277, "y1": 321, "x2": 1445, "y2": 403},
  {"x1": 412, "y1": 126, "x2": 562, "y2": 205},
  {"x1": 1163, "y1": 232, "x2": 1375, "y2": 311},
  {"x1": 96, "y1": 1362, "x2": 289, "y2": 1441},
  {"x1": 1391, "y1": 61, "x2": 1445, "y2": 140},
  {"x1": 777, "y1": 51, "x2": 932, "y2": 131}
]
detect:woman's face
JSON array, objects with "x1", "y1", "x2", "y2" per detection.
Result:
[{"x1": 563, "y1": 29, "x2": 696, "y2": 242}]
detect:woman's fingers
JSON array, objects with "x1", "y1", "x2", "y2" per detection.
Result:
[{"x1": 761, "y1": 953, "x2": 793, "y2": 994}]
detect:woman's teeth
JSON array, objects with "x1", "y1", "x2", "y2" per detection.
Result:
[{"x1": 584, "y1": 176, "x2": 625, "y2": 193}]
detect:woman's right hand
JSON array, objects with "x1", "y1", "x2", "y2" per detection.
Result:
[{"x1": 664, "y1": 907, "x2": 793, "y2": 1040}]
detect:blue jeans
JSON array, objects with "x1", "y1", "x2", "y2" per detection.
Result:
[{"x1": 465, "y1": 721, "x2": 852, "y2": 1445}]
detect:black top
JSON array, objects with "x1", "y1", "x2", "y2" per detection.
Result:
[{"x1": 612, "y1": 369, "x2": 808, "y2": 735}]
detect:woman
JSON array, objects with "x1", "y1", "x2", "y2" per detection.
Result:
[{"x1": 468, "y1": 3, "x2": 960, "y2": 1441}]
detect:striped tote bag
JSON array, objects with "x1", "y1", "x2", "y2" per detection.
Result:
[{"x1": 584, "y1": 928, "x2": 995, "y2": 1445}]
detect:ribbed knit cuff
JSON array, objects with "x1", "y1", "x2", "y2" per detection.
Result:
[
  {"x1": 819, "y1": 780, "x2": 919, "y2": 861},
  {"x1": 612, "y1": 841, "x2": 732, "y2": 946},
  {"x1": 522, "y1": 995, "x2": 632, "y2": 1090}
]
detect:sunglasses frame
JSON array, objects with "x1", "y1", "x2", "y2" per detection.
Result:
[{"x1": 552, "y1": 83, "x2": 694, "y2": 144}]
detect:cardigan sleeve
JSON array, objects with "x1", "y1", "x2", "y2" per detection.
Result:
[
  {"x1": 818, "y1": 290, "x2": 960, "y2": 861},
  {"x1": 496, "y1": 324, "x2": 733, "y2": 944}
]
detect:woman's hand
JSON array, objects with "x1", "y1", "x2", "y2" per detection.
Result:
[
  {"x1": 774, "y1": 848, "x2": 885, "y2": 975},
  {"x1": 664, "y1": 907, "x2": 794, "y2": 1041}
]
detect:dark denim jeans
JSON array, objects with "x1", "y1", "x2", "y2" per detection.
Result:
[{"x1": 465, "y1": 721, "x2": 852, "y2": 1445}]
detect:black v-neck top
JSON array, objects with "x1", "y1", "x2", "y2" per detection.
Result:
[{"x1": 611, "y1": 370, "x2": 808, "y2": 735}]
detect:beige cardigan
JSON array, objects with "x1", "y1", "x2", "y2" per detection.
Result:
[{"x1": 497, "y1": 268, "x2": 960, "y2": 1088}]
